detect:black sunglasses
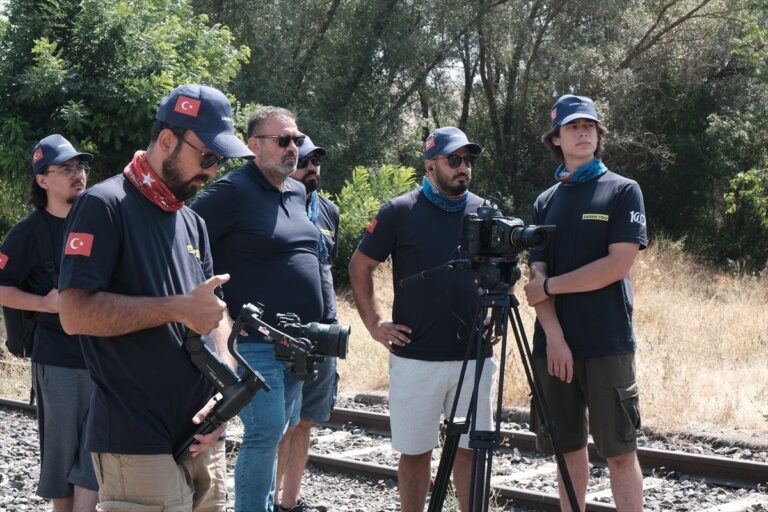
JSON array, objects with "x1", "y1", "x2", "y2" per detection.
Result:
[
  {"x1": 297, "y1": 156, "x2": 323, "y2": 169},
  {"x1": 434, "y1": 154, "x2": 477, "y2": 169},
  {"x1": 252, "y1": 134, "x2": 306, "y2": 148},
  {"x1": 179, "y1": 137, "x2": 228, "y2": 169}
]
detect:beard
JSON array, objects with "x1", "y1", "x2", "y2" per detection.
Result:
[
  {"x1": 435, "y1": 172, "x2": 470, "y2": 196},
  {"x1": 301, "y1": 175, "x2": 319, "y2": 193},
  {"x1": 163, "y1": 155, "x2": 208, "y2": 201}
]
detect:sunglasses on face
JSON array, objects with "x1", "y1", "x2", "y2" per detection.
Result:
[
  {"x1": 297, "y1": 156, "x2": 323, "y2": 169},
  {"x1": 252, "y1": 134, "x2": 306, "y2": 148},
  {"x1": 179, "y1": 137, "x2": 228, "y2": 169},
  {"x1": 435, "y1": 154, "x2": 478, "y2": 169}
]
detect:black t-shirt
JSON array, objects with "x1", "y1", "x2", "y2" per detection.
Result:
[
  {"x1": 0, "y1": 209, "x2": 86, "y2": 369},
  {"x1": 316, "y1": 195, "x2": 339, "y2": 323},
  {"x1": 59, "y1": 175, "x2": 215, "y2": 454},
  {"x1": 191, "y1": 161, "x2": 323, "y2": 339},
  {"x1": 357, "y1": 188, "x2": 485, "y2": 361},
  {"x1": 528, "y1": 171, "x2": 648, "y2": 357}
]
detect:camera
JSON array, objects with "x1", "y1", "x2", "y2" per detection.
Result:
[
  {"x1": 275, "y1": 313, "x2": 350, "y2": 359},
  {"x1": 462, "y1": 203, "x2": 554, "y2": 259}
]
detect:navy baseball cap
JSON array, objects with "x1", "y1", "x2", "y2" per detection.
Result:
[
  {"x1": 550, "y1": 95, "x2": 600, "y2": 127},
  {"x1": 32, "y1": 134, "x2": 93, "y2": 174},
  {"x1": 423, "y1": 126, "x2": 482, "y2": 160},
  {"x1": 155, "y1": 84, "x2": 253, "y2": 159},
  {"x1": 298, "y1": 135, "x2": 327, "y2": 159}
]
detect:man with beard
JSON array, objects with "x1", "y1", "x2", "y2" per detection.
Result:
[
  {"x1": 0, "y1": 134, "x2": 98, "y2": 512},
  {"x1": 348, "y1": 126, "x2": 497, "y2": 512},
  {"x1": 191, "y1": 107, "x2": 323, "y2": 512},
  {"x1": 57, "y1": 84, "x2": 252, "y2": 511},
  {"x1": 274, "y1": 136, "x2": 340, "y2": 512}
]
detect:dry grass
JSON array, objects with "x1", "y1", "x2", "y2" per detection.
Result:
[
  {"x1": 2, "y1": 242, "x2": 766, "y2": 433},
  {"x1": 337, "y1": 242, "x2": 768, "y2": 433}
]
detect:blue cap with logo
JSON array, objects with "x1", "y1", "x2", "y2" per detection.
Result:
[
  {"x1": 155, "y1": 84, "x2": 253, "y2": 159},
  {"x1": 550, "y1": 95, "x2": 600, "y2": 127},
  {"x1": 298, "y1": 135, "x2": 327, "y2": 159},
  {"x1": 31, "y1": 134, "x2": 93, "y2": 174},
  {"x1": 423, "y1": 126, "x2": 482, "y2": 160}
]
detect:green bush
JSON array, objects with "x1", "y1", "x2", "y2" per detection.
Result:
[
  {"x1": 0, "y1": 174, "x2": 32, "y2": 236},
  {"x1": 330, "y1": 164, "x2": 416, "y2": 286}
]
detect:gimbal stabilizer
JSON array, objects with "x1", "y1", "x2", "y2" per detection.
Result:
[{"x1": 173, "y1": 302, "x2": 319, "y2": 462}]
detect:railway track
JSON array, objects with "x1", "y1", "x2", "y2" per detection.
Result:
[{"x1": 2, "y1": 396, "x2": 767, "y2": 511}]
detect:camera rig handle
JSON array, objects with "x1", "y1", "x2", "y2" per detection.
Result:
[
  {"x1": 173, "y1": 303, "x2": 272, "y2": 462},
  {"x1": 248, "y1": 309, "x2": 320, "y2": 382}
]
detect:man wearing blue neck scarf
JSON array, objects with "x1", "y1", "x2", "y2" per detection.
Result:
[
  {"x1": 524, "y1": 95, "x2": 647, "y2": 512},
  {"x1": 349, "y1": 127, "x2": 497, "y2": 512}
]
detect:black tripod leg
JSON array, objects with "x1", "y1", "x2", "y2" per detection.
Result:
[{"x1": 508, "y1": 300, "x2": 581, "y2": 512}]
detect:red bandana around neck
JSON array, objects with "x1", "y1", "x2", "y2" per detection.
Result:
[{"x1": 123, "y1": 151, "x2": 183, "y2": 212}]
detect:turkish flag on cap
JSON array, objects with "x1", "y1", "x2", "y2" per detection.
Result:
[
  {"x1": 65, "y1": 233, "x2": 94, "y2": 257},
  {"x1": 0, "y1": 251, "x2": 8, "y2": 270},
  {"x1": 33, "y1": 148, "x2": 44, "y2": 164},
  {"x1": 174, "y1": 96, "x2": 201, "y2": 117}
]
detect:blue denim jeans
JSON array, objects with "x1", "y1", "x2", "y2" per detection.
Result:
[{"x1": 234, "y1": 342, "x2": 303, "y2": 512}]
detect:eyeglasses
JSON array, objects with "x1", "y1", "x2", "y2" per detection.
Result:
[
  {"x1": 47, "y1": 163, "x2": 90, "y2": 177},
  {"x1": 434, "y1": 154, "x2": 477, "y2": 169},
  {"x1": 251, "y1": 135, "x2": 306, "y2": 148},
  {"x1": 179, "y1": 137, "x2": 228, "y2": 169},
  {"x1": 297, "y1": 156, "x2": 323, "y2": 169}
]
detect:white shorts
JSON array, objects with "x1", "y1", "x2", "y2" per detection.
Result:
[{"x1": 388, "y1": 354, "x2": 498, "y2": 455}]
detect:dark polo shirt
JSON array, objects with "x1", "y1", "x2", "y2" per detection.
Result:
[{"x1": 191, "y1": 161, "x2": 323, "y2": 340}]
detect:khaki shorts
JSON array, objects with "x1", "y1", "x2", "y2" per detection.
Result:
[
  {"x1": 92, "y1": 440, "x2": 227, "y2": 512},
  {"x1": 532, "y1": 353, "x2": 641, "y2": 459},
  {"x1": 389, "y1": 354, "x2": 497, "y2": 455}
]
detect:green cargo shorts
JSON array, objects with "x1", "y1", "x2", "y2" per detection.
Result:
[{"x1": 531, "y1": 352, "x2": 641, "y2": 459}]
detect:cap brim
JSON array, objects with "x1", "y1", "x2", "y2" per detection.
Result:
[
  {"x1": 558, "y1": 113, "x2": 599, "y2": 126},
  {"x1": 442, "y1": 141, "x2": 483, "y2": 156},
  {"x1": 299, "y1": 145, "x2": 327, "y2": 159},
  {"x1": 197, "y1": 131, "x2": 253, "y2": 159},
  {"x1": 50, "y1": 151, "x2": 94, "y2": 165}
]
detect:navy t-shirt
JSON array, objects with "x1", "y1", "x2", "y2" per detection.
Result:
[
  {"x1": 191, "y1": 161, "x2": 323, "y2": 339},
  {"x1": 316, "y1": 195, "x2": 339, "y2": 323},
  {"x1": 59, "y1": 175, "x2": 215, "y2": 454},
  {"x1": 0, "y1": 209, "x2": 86, "y2": 369},
  {"x1": 357, "y1": 188, "x2": 484, "y2": 361},
  {"x1": 528, "y1": 171, "x2": 648, "y2": 358}
]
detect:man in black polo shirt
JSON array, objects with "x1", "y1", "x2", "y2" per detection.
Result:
[
  {"x1": 0, "y1": 134, "x2": 98, "y2": 512},
  {"x1": 275, "y1": 136, "x2": 340, "y2": 512},
  {"x1": 348, "y1": 126, "x2": 497, "y2": 512},
  {"x1": 524, "y1": 95, "x2": 647, "y2": 512},
  {"x1": 191, "y1": 107, "x2": 323, "y2": 512},
  {"x1": 58, "y1": 84, "x2": 252, "y2": 511}
]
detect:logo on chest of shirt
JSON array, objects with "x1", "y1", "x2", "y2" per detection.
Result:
[
  {"x1": 186, "y1": 244, "x2": 201, "y2": 261},
  {"x1": 0, "y1": 251, "x2": 8, "y2": 270},
  {"x1": 629, "y1": 210, "x2": 646, "y2": 226},
  {"x1": 582, "y1": 213, "x2": 609, "y2": 222}
]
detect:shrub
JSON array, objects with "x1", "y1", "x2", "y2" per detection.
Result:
[{"x1": 330, "y1": 164, "x2": 416, "y2": 286}]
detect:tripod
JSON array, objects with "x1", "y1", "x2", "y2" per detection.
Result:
[{"x1": 405, "y1": 259, "x2": 580, "y2": 512}]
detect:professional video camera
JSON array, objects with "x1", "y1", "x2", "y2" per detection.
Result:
[
  {"x1": 275, "y1": 313, "x2": 350, "y2": 359},
  {"x1": 462, "y1": 202, "x2": 555, "y2": 260}
]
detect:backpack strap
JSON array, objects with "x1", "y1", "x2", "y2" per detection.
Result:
[{"x1": 29, "y1": 209, "x2": 58, "y2": 286}]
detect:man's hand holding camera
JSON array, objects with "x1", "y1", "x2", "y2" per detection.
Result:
[{"x1": 181, "y1": 274, "x2": 230, "y2": 335}]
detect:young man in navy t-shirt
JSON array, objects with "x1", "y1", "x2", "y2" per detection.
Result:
[
  {"x1": 524, "y1": 95, "x2": 647, "y2": 512},
  {"x1": 58, "y1": 84, "x2": 253, "y2": 511},
  {"x1": 349, "y1": 127, "x2": 497, "y2": 512},
  {"x1": 0, "y1": 134, "x2": 98, "y2": 511}
]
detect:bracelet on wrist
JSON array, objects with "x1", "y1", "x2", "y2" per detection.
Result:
[{"x1": 543, "y1": 277, "x2": 553, "y2": 297}]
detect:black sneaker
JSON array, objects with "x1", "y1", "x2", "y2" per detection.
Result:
[{"x1": 278, "y1": 497, "x2": 312, "y2": 512}]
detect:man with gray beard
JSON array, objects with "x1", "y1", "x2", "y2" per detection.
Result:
[{"x1": 191, "y1": 107, "x2": 324, "y2": 512}]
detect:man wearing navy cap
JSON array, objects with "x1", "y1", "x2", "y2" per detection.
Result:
[
  {"x1": 524, "y1": 95, "x2": 646, "y2": 511},
  {"x1": 349, "y1": 126, "x2": 497, "y2": 512},
  {"x1": 192, "y1": 107, "x2": 324, "y2": 512},
  {"x1": 0, "y1": 134, "x2": 98, "y2": 512},
  {"x1": 274, "y1": 135, "x2": 340, "y2": 512},
  {"x1": 58, "y1": 84, "x2": 252, "y2": 511}
]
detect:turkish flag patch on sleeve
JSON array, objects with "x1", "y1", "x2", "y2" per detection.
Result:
[
  {"x1": 174, "y1": 96, "x2": 201, "y2": 117},
  {"x1": 366, "y1": 218, "x2": 378, "y2": 233},
  {"x1": 0, "y1": 251, "x2": 8, "y2": 269},
  {"x1": 65, "y1": 233, "x2": 94, "y2": 257}
]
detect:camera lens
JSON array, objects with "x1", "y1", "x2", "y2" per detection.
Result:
[{"x1": 305, "y1": 323, "x2": 350, "y2": 359}]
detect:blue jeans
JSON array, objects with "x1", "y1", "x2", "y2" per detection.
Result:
[{"x1": 234, "y1": 343, "x2": 303, "y2": 512}]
